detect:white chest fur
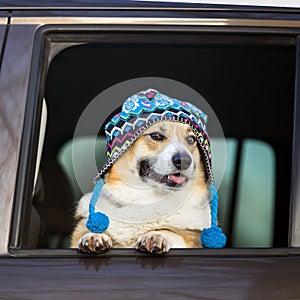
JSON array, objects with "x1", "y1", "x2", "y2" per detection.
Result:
[{"x1": 76, "y1": 180, "x2": 211, "y2": 247}]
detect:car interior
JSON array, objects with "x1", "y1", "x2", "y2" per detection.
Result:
[{"x1": 22, "y1": 32, "x2": 295, "y2": 250}]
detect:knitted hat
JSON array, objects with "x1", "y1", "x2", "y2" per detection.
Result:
[{"x1": 86, "y1": 89, "x2": 226, "y2": 248}]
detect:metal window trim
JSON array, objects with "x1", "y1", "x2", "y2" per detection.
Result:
[
  {"x1": 0, "y1": 18, "x2": 7, "y2": 25},
  {"x1": 290, "y1": 36, "x2": 300, "y2": 247},
  {"x1": 10, "y1": 16, "x2": 300, "y2": 28}
]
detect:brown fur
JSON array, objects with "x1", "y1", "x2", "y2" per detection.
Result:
[{"x1": 180, "y1": 229, "x2": 202, "y2": 248}]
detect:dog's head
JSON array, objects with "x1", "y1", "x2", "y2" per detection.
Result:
[{"x1": 106, "y1": 121, "x2": 207, "y2": 192}]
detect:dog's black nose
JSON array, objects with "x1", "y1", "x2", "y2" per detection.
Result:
[{"x1": 172, "y1": 153, "x2": 192, "y2": 170}]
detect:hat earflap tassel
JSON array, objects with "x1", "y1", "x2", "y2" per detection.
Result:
[
  {"x1": 201, "y1": 183, "x2": 226, "y2": 248},
  {"x1": 86, "y1": 178, "x2": 110, "y2": 234}
]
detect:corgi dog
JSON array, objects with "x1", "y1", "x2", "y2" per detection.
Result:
[{"x1": 70, "y1": 121, "x2": 212, "y2": 254}]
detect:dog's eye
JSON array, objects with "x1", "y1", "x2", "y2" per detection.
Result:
[
  {"x1": 187, "y1": 135, "x2": 197, "y2": 145},
  {"x1": 150, "y1": 132, "x2": 165, "y2": 141}
]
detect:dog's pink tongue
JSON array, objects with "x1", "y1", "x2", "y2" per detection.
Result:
[{"x1": 170, "y1": 174, "x2": 186, "y2": 185}]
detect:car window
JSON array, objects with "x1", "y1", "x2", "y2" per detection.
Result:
[{"x1": 8, "y1": 23, "x2": 298, "y2": 254}]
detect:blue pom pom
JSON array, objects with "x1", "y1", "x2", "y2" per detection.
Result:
[
  {"x1": 201, "y1": 225, "x2": 226, "y2": 248},
  {"x1": 86, "y1": 212, "x2": 110, "y2": 234}
]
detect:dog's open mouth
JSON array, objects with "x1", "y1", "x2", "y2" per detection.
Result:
[{"x1": 139, "y1": 160, "x2": 187, "y2": 188}]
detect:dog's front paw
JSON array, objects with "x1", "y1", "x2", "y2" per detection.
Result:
[
  {"x1": 78, "y1": 233, "x2": 112, "y2": 254},
  {"x1": 136, "y1": 232, "x2": 173, "y2": 254}
]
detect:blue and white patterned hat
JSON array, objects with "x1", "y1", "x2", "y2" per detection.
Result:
[{"x1": 86, "y1": 89, "x2": 226, "y2": 249}]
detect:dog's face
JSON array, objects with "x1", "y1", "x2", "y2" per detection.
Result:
[
  {"x1": 106, "y1": 121, "x2": 207, "y2": 192},
  {"x1": 137, "y1": 122, "x2": 201, "y2": 190}
]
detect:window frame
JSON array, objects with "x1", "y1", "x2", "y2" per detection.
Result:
[{"x1": 9, "y1": 19, "x2": 300, "y2": 256}]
